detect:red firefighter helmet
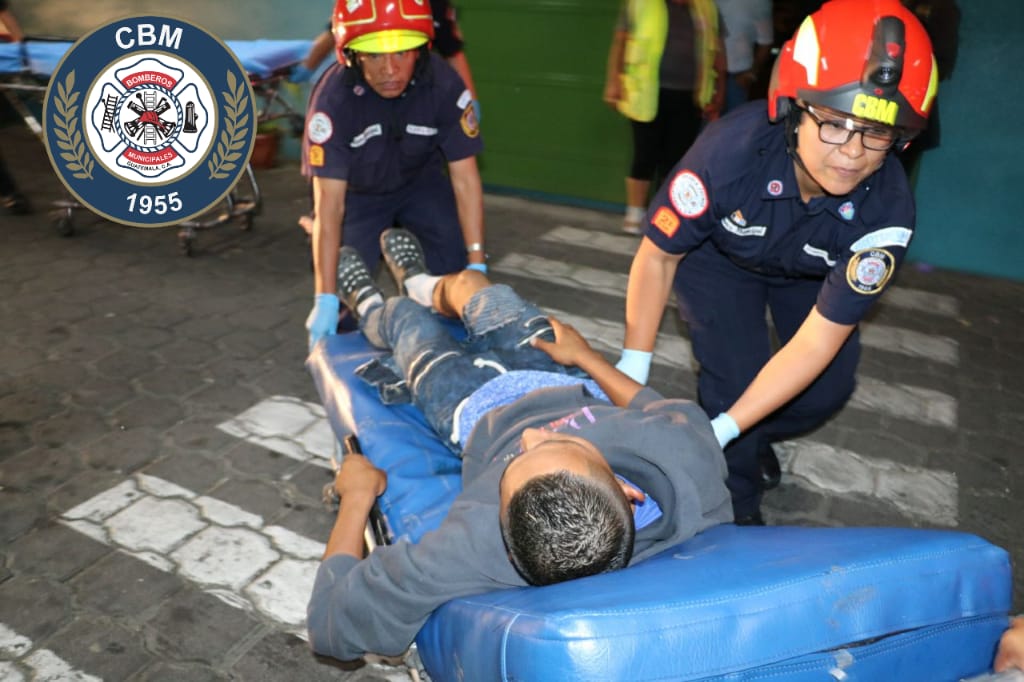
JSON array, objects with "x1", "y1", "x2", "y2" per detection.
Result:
[
  {"x1": 332, "y1": 0, "x2": 434, "y2": 57},
  {"x1": 768, "y1": 0, "x2": 938, "y2": 131}
]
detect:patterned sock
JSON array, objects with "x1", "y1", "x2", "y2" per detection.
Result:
[{"x1": 405, "y1": 273, "x2": 441, "y2": 308}]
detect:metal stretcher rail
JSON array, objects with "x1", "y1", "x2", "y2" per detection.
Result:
[{"x1": 0, "y1": 37, "x2": 310, "y2": 254}]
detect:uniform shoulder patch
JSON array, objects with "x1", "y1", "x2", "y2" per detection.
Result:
[
  {"x1": 846, "y1": 248, "x2": 895, "y2": 295},
  {"x1": 308, "y1": 112, "x2": 333, "y2": 144},
  {"x1": 669, "y1": 170, "x2": 708, "y2": 219},
  {"x1": 460, "y1": 104, "x2": 479, "y2": 138},
  {"x1": 652, "y1": 206, "x2": 680, "y2": 237}
]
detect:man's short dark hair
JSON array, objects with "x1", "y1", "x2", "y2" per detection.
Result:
[{"x1": 500, "y1": 469, "x2": 635, "y2": 586}]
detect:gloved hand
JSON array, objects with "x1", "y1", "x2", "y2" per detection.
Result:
[
  {"x1": 472, "y1": 99, "x2": 482, "y2": 124},
  {"x1": 466, "y1": 262, "x2": 487, "y2": 274},
  {"x1": 615, "y1": 349, "x2": 653, "y2": 385},
  {"x1": 710, "y1": 413, "x2": 740, "y2": 449},
  {"x1": 306, "y1": 293, "x2": 340, "y2": 351},
  {"x1": 289, "y1": 63, "x2": 314, "y2": 84}
]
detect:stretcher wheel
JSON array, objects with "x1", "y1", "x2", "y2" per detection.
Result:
[{"x1": 53, "y1": 213, "x2": 74, "y2": 237}]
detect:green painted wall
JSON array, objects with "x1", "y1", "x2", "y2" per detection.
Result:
[{"x1": 457, "y1": 1, "x2": 630, "y2": 206}]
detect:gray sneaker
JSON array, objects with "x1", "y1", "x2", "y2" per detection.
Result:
[
  {"x1": 380, "y1": 228, "x2": 428, "y2": 296},
  {"x1": 336, "y1": 246, "x2": 380, "y2": 317}
]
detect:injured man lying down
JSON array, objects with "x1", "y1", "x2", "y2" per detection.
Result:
[{"x1": 307, "y1": 228, "x2": 732, "y2": 661}]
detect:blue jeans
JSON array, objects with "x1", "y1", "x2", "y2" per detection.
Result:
[{"x1": 358, "y1": 285, "x2": 587, "y2": 450}]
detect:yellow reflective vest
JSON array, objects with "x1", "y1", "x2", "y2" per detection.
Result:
[{"x1": 618, "y1": 0, "x2": 720, "y2": 122}]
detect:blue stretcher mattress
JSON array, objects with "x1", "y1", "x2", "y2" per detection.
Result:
[
  {"x1": 308, "y1": 326, "x2": 1012, "y2": 680},
  {"x1": 0, "y1": 39, "x2": 310, "y2": 79}
]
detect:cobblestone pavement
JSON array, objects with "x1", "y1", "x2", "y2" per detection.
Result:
[{"x1": 1, "y1": 119, "x2": 1022, "y2": 680}]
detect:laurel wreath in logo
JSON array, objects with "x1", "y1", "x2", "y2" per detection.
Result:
[
  {"x1": 52, "y1": 71, "x2": 94, "y2": 181},
  {"x1": 208, "y1": 70, "x2": 251, "y2": 180}
]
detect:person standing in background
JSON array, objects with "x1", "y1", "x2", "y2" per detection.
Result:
[
  {"x1": 715, "y1": 0, "x2": 773, "y2": 112},
  {"x1": 604, "y1": 0, "x2": 726, "y2": 235}
]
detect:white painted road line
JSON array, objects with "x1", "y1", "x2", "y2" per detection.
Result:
[
  {"x1": 493, "y1": 252, "x2": 629, "y2": 300},
  {"x1": 60, "y1": 474, "x2": 325, "y2": 636},
  {"x1": 542, "y1": 306, "x2": 957, "y2": 428},
  {"x1": 851, "y1": 376, "x2": 958, "y2": 428},
  {"x1": 0, "y1": 622, "x2": 102, "y2": 681},
  {"x1": 541, "y1": 225, "x2": 641, "y2": 257},
  {"x1": 217, "y1": 395, "x2": 335, "y2": 468},
  {"x1": 539, "y1": 225, "x2": 961, "y2": 317},
  {"x1": 774, "y1": 439, "x2": 958, "y2": 526},
  {"x1": 494, "y1": 251, "x2": 960, "y2": 365},
  {"x1": 859, "y1": 324, "x2": 959, "y2": 365}
]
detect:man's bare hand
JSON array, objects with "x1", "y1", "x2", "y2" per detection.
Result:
[
  {"x1": 531, "y1": 316, "x2": 598, "y2": 367},
  {"x1": 334, "y1": 454, "x2": 387, "y2": 501}
]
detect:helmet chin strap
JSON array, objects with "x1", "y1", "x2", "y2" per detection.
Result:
[{"x1": 784, "y1": 107, "x2": 828, "y2": 199}]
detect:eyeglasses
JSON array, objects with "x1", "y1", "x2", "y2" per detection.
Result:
[{"x1": 799, "y1": 104, "x2": 899, "y2": 151}]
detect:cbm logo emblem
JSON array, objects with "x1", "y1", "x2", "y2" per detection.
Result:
[{"x1": 43, "y1": 16, "x2": 256, "y2": 227}]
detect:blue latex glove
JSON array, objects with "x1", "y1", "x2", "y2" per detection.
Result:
[
  {"x1": 466, "y1": 262, "x2": 487, "y2": 274},
  {"x1": 710, "y1": 413, "x2": 740, "y2": 449},
  {"x1": 615, "y1": 349, "x2": 653, "y2": 385},
  {"x1": 289, "y1": 63, "x2": 313, "y2": 84},
  {"x1": 472, "y1": 99, "x2": 482, "y2": 124},
  {"x1": 306, "y1": 293, "x2": 340, "y2": 351}
]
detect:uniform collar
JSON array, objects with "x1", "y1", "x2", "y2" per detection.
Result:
[{"x1": 762, "y1": 142, "x2": 873, "y2": 219}]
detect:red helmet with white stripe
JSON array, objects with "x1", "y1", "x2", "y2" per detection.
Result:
[
  {"x1": 332, "y1": 0, "x2": 434, "y2": 58},
  {"x1": 769, "y1": 0, "x2": 937, "y2": 131}
]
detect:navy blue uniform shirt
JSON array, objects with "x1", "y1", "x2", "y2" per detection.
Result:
[
  {"x1": 644, "y1": 101, "x2": 916, "y2": 326},
  {"x1": 302, "y1": 52, "x2": 482, "y2": 195}
]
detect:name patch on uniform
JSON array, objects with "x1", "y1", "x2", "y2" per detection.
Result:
[
  {"x1": 720, "y1": 216, "x2": 766, "y2": 237},
  {"x1": 846, "y1": 248, "x2": 894, "y2": 295},
  {"x1": 406, "y1": 124, "x2": 438, "y2": 136},
  {"x1": 849, "y1": 226, "x2": 912, "y2": 251},
  {"x1": 652, "y1": 206, "x2": 680, "y2": 237},
  {"x1": 308, "y1": 112, "x2": 333, "y2": 144},
  {"x1": 803, "y1": 243, "x2": 836, "y2": 266},
  {"x1": 456, "y1": 89, "x2": 472, "y2": 110},
  {"x1": 350, "y1": 123, "x2": 382, "y2": 148},
  {"x1": 460, "y1": 105, "x2": 479, "y2": 138},
  {"x1": 308, "y1": 144, "x2": 324, "y2": 167},
  {"x1": 669, "y1": 170, "x2": 708, "y2": 219}
]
